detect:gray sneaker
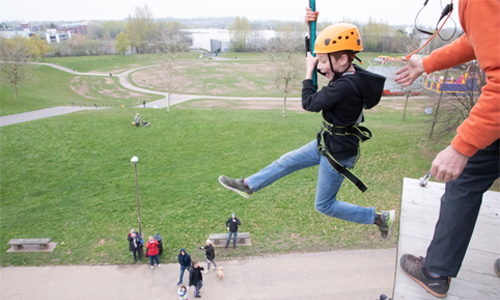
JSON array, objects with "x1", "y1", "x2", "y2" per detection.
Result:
[
  {"x1": 219, "y1": 175, "x2": 253, "y2": 198},
  {"x1": 375, "y1": 210, "x2": 395, "y2": 239}
]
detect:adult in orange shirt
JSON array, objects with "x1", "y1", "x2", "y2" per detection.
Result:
[{"x1": 395, "y1": 0, "x2": 499, "y2": 297}]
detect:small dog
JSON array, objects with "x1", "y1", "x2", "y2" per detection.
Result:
[
  {"x1": 142, "y1": 120, "x2": 150, "y2": 127},
  {"x1": 217, "y1": 267, "x2": 224, "y2": 280}
]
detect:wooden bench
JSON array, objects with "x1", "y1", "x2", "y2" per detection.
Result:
[
  {"x1": 8, "y1": 238, "x2": 51, "y2": 250},
  {"x1": 208, "y1": 232, "x2": 251, "y2": 247}
]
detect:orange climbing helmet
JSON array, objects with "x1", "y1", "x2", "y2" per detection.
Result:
[{"x1": 314, "y1": 23, "x2": 363, "y2": 54}]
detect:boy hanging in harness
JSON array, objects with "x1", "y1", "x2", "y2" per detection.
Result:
[{"x1": 219, "y1": 8, "x2": 395, "y2": 238}]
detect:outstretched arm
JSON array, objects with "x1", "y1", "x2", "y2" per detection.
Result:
[{"x1": 394, "y1": 55, "x2": 425, "y2": 87}]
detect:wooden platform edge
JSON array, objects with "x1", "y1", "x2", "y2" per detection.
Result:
[{"x1": 393, "y1": 177, "x2": 500, "y2": 300}]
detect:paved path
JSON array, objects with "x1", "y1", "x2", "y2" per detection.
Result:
[
  {"x1": 0, "y1": 248, "x2": 396, "y2": 300},
  {"x1": 0, "y1": 106, "x2": 108, "y2": 127},
  {"x1": 0, "y1": 62, "x2": 429, "y2": 126}
]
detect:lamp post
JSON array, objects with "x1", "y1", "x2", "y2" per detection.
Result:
[{"x1": 131, "y1": 155, "x2": 142, "y2": 236}]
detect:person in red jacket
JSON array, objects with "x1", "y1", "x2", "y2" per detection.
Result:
[
  {"x1": 146, "y1": 236, "x2": 161, "y2": 270},
  {"x1": 395, "y1": 0, "x2": 499, "y2": 298}
]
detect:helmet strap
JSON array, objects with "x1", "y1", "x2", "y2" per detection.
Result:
[
  {"x1": 328, "y1": 54, "x2": 335, "y2": 74},
  {"x1": 329, "y1": 54, "x2": 352, "y2": 82}
]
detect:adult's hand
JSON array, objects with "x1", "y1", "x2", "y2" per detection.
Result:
[
  {"x1": 431, "y1": 145, "x2": 470, "y2": 182},
  {"x1": 395, "y1": 55, "x2": 425, "y2": 87},
  {"x1": 304, "y1": 7, "x2": 319, "y2": 25}
]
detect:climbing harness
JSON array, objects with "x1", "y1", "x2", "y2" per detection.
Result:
[{"x1": 318, "y1": 117, "x2": 373, "y2": 193}]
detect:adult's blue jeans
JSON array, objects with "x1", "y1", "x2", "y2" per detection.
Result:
[
  {"x1": 195, "y1": 280, "x2": 203, "y2": 297},
  {"x1": 179, "y1": 265, "x2": 189, "y2": 283},
  {"x1": 226, "y1": 231, "x2": 237, "y2": 246},
  {"x1": 149, "y1": 254, "x2": 159, "y2": 266},
  {"x1": 207, "y1": 259, "x2": 217, "y2": 270},
  {"x1": 245, "y1": 140, "x2": 375, "y2": 224}
]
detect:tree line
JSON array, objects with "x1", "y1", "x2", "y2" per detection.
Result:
[{"x1": 1, "y1": 6, "x2": 460, "y2": 58}]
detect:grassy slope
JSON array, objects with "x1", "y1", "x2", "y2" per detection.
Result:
[
  {"x1": 1, "y1": 105, "x2": 452, "y2": 266},
  {"x1": 129, "y1": 51, "x2": 405, "y2": 97},
  {"x1": 0, "y1": 65, "x2": 163, "y2": 116}
]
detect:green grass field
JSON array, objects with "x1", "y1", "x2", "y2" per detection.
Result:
[
  {"x1": 1, "y1": 103, "x2": 455, "y2": 267},
  {"x1": 0, "y1": 65, "x2": 164, "y2": 116}
]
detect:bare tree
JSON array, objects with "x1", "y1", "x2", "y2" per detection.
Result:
[
  {"x1": 247, "y1": 30, "x2": 264, "y2": 52},
  {"x1": 431, "y1": 61, "x2": 485, "y2": 138},
  {"x1": 0, "y1": 36, "x2": 30, "y2": 99},
  {"x1": 266, "y1": 22, "x2": 305, "y2": 117},
  {"x1": 399, "y1": 28, "x2": 423, "y2": 55},
  {"x1": 154, "y1": 21, "x2": 186, "y2": 53},
  {"x1": 402, "y1": 76, "x2": 424, "y2": 121},
  {"x1": 153, "y1": 34, "x2": 189, "y2": 112}
]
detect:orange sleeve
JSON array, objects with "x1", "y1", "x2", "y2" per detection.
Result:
[
  {"x1": 423, "y1": 0, "x2": 500, "y2": 156},
  {"x1": 422, "y1": 34, "x2": 475, "y2": 74}
]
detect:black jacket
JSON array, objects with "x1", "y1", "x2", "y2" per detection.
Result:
[
  {"x1": 189, "y1": 265, "x2": 204, "y2": 286},
  {"x1": 204, "y1": 245, "x2": 215, "y2": 260},
  {"x1": 178, "y1": 249, "x2": 192, "y2": 267},
  {"x1": 127, "y1": 232, "x2": 140, "y2": 251},
  {"x1": 302, "y1": 65, "x2": 386, "y2": 160},
  {"x1": 226, "y1": 218, "x2": 241, "y2": 232}
]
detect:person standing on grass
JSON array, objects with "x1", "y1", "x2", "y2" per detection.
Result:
[
  {"x1": 127, "y1": 228, "x2": 141, "y2": 263},
  {"x1": 225, "y1": 213, "x2": 241, "y2": 249},
  {"x1": 143, "y1": 100, "x2": 146, "y2": 108},
  {"x1": 394, "y1": 0, "x2": 499, "y2": 298},
  {"x1": 177, "y1": 248, "x2": 192, "y2": 285},
  {"x1": 200, "y1": 240, "x2": 217, "y2": 273},
  {"x1": 189, "y1": 261, "x2": 204, "y2": 298},
  {"x1": 146, "y1": 236, "x2": 161, "y2": 269},
  {"x1": 134, "y1": 113, "x2": 140, "y2": 127},
  {"x1": 219, "y1": 8, "x2": 394, "y2": 240}
]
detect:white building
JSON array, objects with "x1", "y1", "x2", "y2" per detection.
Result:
[
  {"x1": 182, "y1": 28, "x2": 277, "y2": 52},
  {"x1": 0, "y1": 29, "x2": 30, "y2": 39}
]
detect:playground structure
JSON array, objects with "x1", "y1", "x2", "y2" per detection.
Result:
[
  {"x1": 374, "y1": 55, "x2": 405, "y2": 64},
  {"x1": 424, "y1": 69, "x2": 481, "y2": 94}
]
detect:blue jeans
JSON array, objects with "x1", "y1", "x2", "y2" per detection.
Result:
[
  {"x1": 207, "y1": 259, "x2": 217, "y2": 270},
  {"x1": 149, "y1": 254, "x2": 159, "y2": 266},
  {"x1": 179, "y1": 265, "x2": 188, "y2": 283},
  {"x1": 246, "y1": 140, "x2": 375, "y2": 224},
  {"x1": 195, "y1": 280, "x2": 203, "y2": 297},
  {"x1": 226, "y1": 231, "x2": 238, "y2": 246}
]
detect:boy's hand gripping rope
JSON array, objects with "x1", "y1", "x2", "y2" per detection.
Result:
[{"x1": 308, "y1": 0, "x2": 317, "y2": 88}]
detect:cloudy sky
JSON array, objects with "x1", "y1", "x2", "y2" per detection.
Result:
[{"x1": 2, "y1": 0, "x2": 460, "y2": 28}]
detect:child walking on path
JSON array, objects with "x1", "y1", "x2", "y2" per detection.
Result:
[{"x1": 219, "y1": 8, "x2": 395, "y2": 238}]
